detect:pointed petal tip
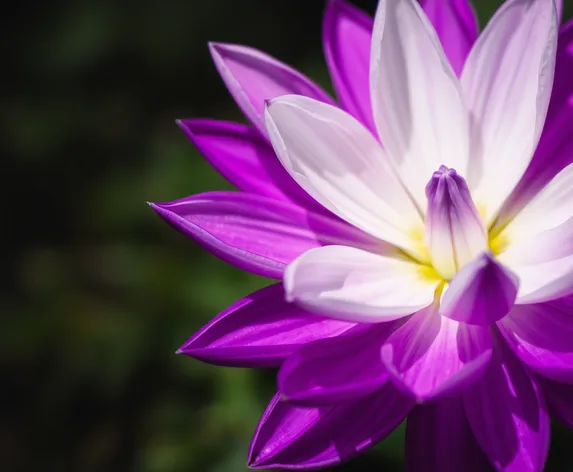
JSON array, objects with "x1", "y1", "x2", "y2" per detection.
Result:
[
  {"x1": 147, "y1": 201, "x2": 164, "y2": 212},
  {"x1": 207, "y1": 41, "x2": 225, "y2": 52}
]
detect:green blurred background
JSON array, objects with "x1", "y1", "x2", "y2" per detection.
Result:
[{"x1": 4, "y1": 1, "x2": 573, "y2": 471}]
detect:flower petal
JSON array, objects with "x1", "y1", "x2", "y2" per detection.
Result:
[
  {"x1": 209, "y1": 42, "x2": 334, "y2": 135},
  {"x1": 419, "y1": 0, "x2": 479, "y2": 76},
  {"x1": 278, "y1": 323, "x2": 394, "y2": 405},
  {"x1": 499, "y1": 296, "x2": 573, "y2": 383},
  {"x1": 178, "y1": 284, "x2": 356, "y2": 368},
  {"x1": 323, "y1": 0, "x2": 375, "y2": 131},
  {"x1": 284, "y1": 245, "x2": 437, "y2": 323},
  {"x1": 248, "y1": 386, "x2": 413, "y2": 469},
  {"x1": 177, "y1": 119, "x2": 322, "y2": 211},
  {"x1": 497, "y1": 163, "x2": 573, "y2": 252},
  {"x1": 265, "y1": 95, "x2": 424, "y2": 256},
  {"x1": 150, "y1": 192, "x2": 380, "y2": 279},
  {"x1": 510, "y1": 255, "x2": 573, "y2": 304},
  {"x1": 496, "y1": 164, "x2": 573, "y2": 303},
  {"x1": 461, "y1": 0, "x2": 558, "y2": 224},
  {"x1": 538, "y1": 376, "x2": 573, "y2": 428},
  {"x1": 381, "y1": 305, "x2": 493, "y2": 401},
  {"x1": 370, "y1": 0, "x2": 469, "y2": 210},
  {"x1": 463, "y1": 342, "x2": 551, "y2": 472},
  {"x1": 556, "y1": 0, "x2": 563, "y2": 24},
  {"x1": 405, "y1": 397, "x2": 490, "y2": 472},
  {"x1": 440, "y1": 253, "x2": 519, "y2": 326},
  {"x1": 496, "y1": 21, "x2": 573, "y2": 222}
]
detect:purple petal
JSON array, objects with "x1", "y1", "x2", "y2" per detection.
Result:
[
  {"x1": 248, "y1": 385, "x2": 413, "y2": 469},
  {"x1": 178, "y1": 284, "x2": 356, "y2": 368},
  {"x1": 323, "y1": 0, "x2": 375, "y2": 132},
  {"x1": 278, "y1": 323, "x2": 396, "y2": 405},
  {"x1": 150, "y1": 192, "x2": 378, "y2": 279},
  {"x1": 209, "y1": 42, "x2": 334, "y2": 136},
  {"x1": 381, "y1": 305, "x2": 493, "y2": 401},
  {"x1": 440, "y1": 253, "x2": 519, "y2": 326},
  {"x1": 463, "y1": 341, "x2": 551, "y2": 472},
  {"x1": 419, "y1": 0, "x2": 479, "y2": 76},
  {"x1": 496, "y1": 21, "x2": 573, "y2": 221},
  {"x1": 177, "y1": 119, "x2": 323, "y2": 211},
  {"x1": 499, "y1": 295, "x2": 573, "y2": 383},
  {"x1": 538, "y1": 376, "x2": 573, "y2": 428},
  {"x1": 405, "y1": 397, "x2": 490, "y2": 472}
]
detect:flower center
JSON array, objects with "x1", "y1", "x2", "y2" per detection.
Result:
[{"x1": 423, "y1": 166, "x2": 487, "y2": 280}]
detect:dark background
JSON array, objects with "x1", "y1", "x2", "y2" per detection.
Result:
[{"x1": 4, "y1": 1, "x2": 573, "y2": 471}]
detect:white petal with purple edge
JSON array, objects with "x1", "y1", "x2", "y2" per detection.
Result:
[
  {"x1": 506, "y1": 253, "x2": 573, "y2": 304},
  {"x1": 265, "y1": 95, "x2": 424, "y2": 257},
  {"x1": 498, "y1": 163, "x2": 573, "y2": 258},
  {"x1": 370, "y1": 0, "x2": 469, "y2": 210},
  {"x1": 462, "y1": 0, "x2": 558, "y2": 224},
  {"x1": 284, "y1": 245, "x2": 437, "y2": 323}
]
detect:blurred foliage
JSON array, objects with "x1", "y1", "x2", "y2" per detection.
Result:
[{"x1": 3, "y1": 0, "x2": 573, "y2": 471}]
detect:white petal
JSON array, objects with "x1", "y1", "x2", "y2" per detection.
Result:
[
  {"x1": 265, "y1": 95, "x2": 424, "y2": 258},
  {"x1": 370, "y1": 0, "x2": 469, "y2": 209},
  {"x1": 498, "y1": 163, "x2": 573, "y2": 254},
  {"x1": 284, "y1": 245, "x2": 438, "y2": 323},
  {"x1": 509, "y1": 254, "x2": 573, "y2": 304},
  {"x1": 498, "y1": 165, "x2": 573, "y2": 304},
  {"x1": 462, "y1": 0, "x2": 558, "y2": 224}
]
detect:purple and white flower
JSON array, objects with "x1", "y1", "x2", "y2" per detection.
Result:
[{"x1": 151, "y1": 0, "x2": 573, "y2": 470}]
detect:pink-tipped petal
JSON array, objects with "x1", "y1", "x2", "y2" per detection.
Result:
[
  {"x1": 179, "y1": 284, "x2": 356, "y2": 368},
  {"x1": 405, "y1": 397, "x2": 490, "y2": 472},
  {"x1": 370, "y1": 0, "x2": 469, "y2": 210},
  {"x1": 499, "y1": 295, "x2": 573, "y2": 383},
  {"x1": 538, "y1": 376, "x2": 573, "y2": 428},
  {"x1": 440, "y1": 253, "x2": 519, "y2": 326},
  {"x1": 323, "y1": 0, "x2": 375, "y2": 131},
  {"x1": 248, "y1": 386, "x2": 413, "y2": 469},
  {"x1": 496, "y1": 21, "x2": 573, "y2": 221},
  {"x1": 419, "y1": 0, "x2": 479, "y2": 76},
  {"x1": 284, "y1": 245, "x2": 437, "y2": 323},
  {"x1": 177, "y1": 119, "x2": 323, "y2": 212},
  {"x1": 209, "y1": 42, "x2": 334, "y2": 135},
  {"x1": 278, "y1": 323, "x2": 395, "y2": 405},
  {"x1": 150, "y1": 192, "x2": 379, "y2": 279},
  {"x1": 381, "y1": 304, "x2": 493, "y2": 401},
  {"x1": 462, "y1": 0, "x2": 558, "y2": 224},
  {"x1": 265, "y1": 95, "x2": 424, "y2": 257},
  {"x1": 463, "y1": 342, "x2": 551, "y2": 472}
]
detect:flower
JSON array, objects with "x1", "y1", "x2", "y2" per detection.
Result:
[{"x1": 150, "y1": 0, "x2": 573, "y2": 470}]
